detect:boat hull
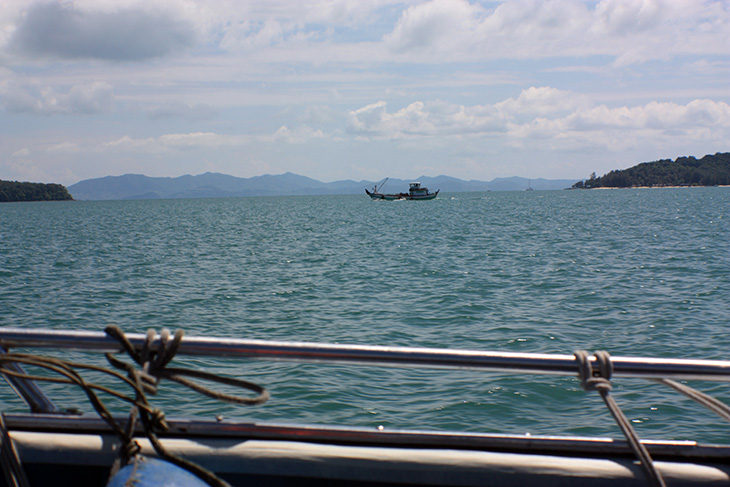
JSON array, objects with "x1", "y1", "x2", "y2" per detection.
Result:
[
  {"x1": 8, "y1": 424, "x2": 730, "y2": 487},
  {"x1": 365, "y1": 189, "x2": 439, "y2": 200}
]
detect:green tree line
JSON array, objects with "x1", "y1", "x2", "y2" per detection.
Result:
[
  {"x1": 572, "y1": 152, "x2": 730, "y2": 189},
  {"x1": 0, "y1": 180, "x2": 74, "y2": 202}
]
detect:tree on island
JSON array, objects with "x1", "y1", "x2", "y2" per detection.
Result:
[
  {"x1": 572, "y1": 153, "x2": 730, "y2": 189},
  {"x1": 0, "y1": 180, "x2": 74, "y2": 202}
]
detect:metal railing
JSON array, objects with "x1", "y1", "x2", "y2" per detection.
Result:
[{"x1": 2, "y1": 327, "x2": 730, "y2": 381}]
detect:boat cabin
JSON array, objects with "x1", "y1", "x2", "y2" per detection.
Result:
[{"x1": 409, "y1": 182, "x2": 429, "y2": 196}]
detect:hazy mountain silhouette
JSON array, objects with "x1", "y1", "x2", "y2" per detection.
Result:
[{"x1": 68, "y1": 172, "x2": 578, "y2": 200}]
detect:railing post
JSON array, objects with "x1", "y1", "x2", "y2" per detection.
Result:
[{"x1": 0, "y1": 345, "x2": 60, "y2": 414}]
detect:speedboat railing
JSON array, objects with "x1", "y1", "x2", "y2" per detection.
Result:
[
  {"x1": 3, "y1": 325, "x2": 730, "y2": 487},
  {"x1": 2, "y1": 327, "x2": 730, "y2": 381}
]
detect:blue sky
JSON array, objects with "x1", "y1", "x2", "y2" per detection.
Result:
[{"x1": 1, "y1": 0, "x2": 729, "y2": 185}]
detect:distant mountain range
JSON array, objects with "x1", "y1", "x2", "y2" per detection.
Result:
[{"x1": 67, "y1": 173, "x2": 579, "y2": 201}]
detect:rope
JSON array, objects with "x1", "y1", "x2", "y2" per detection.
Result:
[
  {"x1": 658, "y1": 378, "x2": 730, "y2": 423},
  {"x1": 104, "y1": 326, "x2": 268, "y2": 405},
  {"x1": 102, "y1": 325, "x2": 270, "y2": 487},
  {"x1": 0, "y1": 326, "x2": 270, "y2": 487},
  {"x1": 574, "y1": 350, "x2": 666, "y2": 487}
]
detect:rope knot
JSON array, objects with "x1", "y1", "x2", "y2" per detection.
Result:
[
  {"x1": 105, "y1": 326, "x2": 184, "y2": 396},
  {"x1": 580, "y1": 376, "x2": 612, "y2": 393},
  {"x1": 148, "y1": 408, "x2": 169, "y2": 432},
  {"x1": 121, "y1": 439, "x2": 141, "y2": 460},
  {"x1": 574, "y1": 349, "x2": 614, "y2": 394}
]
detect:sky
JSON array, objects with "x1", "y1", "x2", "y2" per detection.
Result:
[{"x1": 1, "y1": 0, "x2": 729, "y2": 186}]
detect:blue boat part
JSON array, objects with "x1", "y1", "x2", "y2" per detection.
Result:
[{"x1": 106, "y1": 457, "x2": 209, "y2": 487}]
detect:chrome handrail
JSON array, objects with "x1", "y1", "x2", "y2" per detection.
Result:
[{"x1": 1, "y1": 327, "x2": 730, "y2": 381}]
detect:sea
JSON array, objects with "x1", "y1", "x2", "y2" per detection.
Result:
[{"x1": 1, "y1": 187, "x2": 729, "y2": 443}]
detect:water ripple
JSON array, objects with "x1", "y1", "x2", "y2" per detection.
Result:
[{"x1": 1, "y1": 188, "x2": 729, "y2": 441}]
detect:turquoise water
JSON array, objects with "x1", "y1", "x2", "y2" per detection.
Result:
[{"x1": 1, "y1": 188, "x2": 729, "y2": 442}]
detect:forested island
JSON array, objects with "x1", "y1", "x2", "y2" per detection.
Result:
[
  {"x1": 572, "y1": 152, "x2": 730, "y2": 189},
  {"x1": 0, "y1": 180, "x2": 74, "y2": 202}
]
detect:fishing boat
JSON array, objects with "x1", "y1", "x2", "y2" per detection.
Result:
[
  {"x1": 366, "y1": 179, "x2": 439, "y2": 200},
  {"x1": 2, "y1": 327, "x2": 730, "y2": 487}
]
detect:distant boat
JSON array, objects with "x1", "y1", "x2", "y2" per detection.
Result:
[
  {"x1": 366, "y1": 180, "x2": 439, "y2": 200},
  {"x1": 526, "y1": 180, "x2": 534, "y2": 191}
]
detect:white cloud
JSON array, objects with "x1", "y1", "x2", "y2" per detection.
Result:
[
  {"x1": 100, "y1": 126, "x2": 332, "y2": 154},
  {"x1": 495, "y1": 86, "x2": 591, "y2": 119},
  {"x1": 300, "y1": 0, "x2": 389, "y2": 26},
  {"x1": 1, "y1": 158, "x2": 51, "y2": 183},
  {"x1": 213, "y1": 0, "x2": 393, "y2": 51},
  {"x1": 105, "y1": 132, "x2": 249, "y2": 153},
  {"x1": 384, "y1": 0, "x2": 482, "y2": 55},
  {"x1": 347, "y1": 100, "x2": 494, "y2": 138},
  {"x1": 273, "y1": 125, "x2": 326, "y2": 144},
  {"x1": 592, "y1": 0, "x2": 667, "y2": 36},
  {"x1": 3, "y1": 82, "x2": 114, "y2": 115},
  {"x1": 347, "y1": 101, "x2": 388, "y2": 135},
  {"x1": 3, "y1": 0, "x2": 728, "y2": 67},
  {"x1": 146, "y1": 101, "x2": 218, "y2": 120},
  {"x1": 477, "y1": 0, "x2": 591, "y2": 54},
  {"x1": 67, "y1": 83, "x2": 115, "y2": 114},
  {"x1": 347, "y1": 88, "x2": 585, "y2": 138},
  {"x1": 299, "y1": 104, "x2": 339, "y2": 125},
  {"x1": 384, "y1": 0, "x2": 591, "y2": 60},
  {"x1": 346, "y1": 89, "x2": 730, "y2": 154},
  {"x1": 46, "y1": 142, "x2": 81, "y2": 153},
  {"x1": 506, "y1": 98, "x2": 730, "y2": 152},
  {"x1": 382, "y1": 0, "x2": 730, "y2": 63},
  {"x1": 590, "y1": 0, "x2": 730, "y2": 64},
  {"x1": 0, "y1": 1, "x2": 728, "y2": 185},
  {"x1": 220, "y1": 19, "x2": 288, "y2": 51}
]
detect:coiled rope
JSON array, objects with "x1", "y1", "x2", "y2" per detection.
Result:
[
  {"x1": 0, "y1": 325, "x2": 269, "y2": 487},
  {"x1": 574, "y1": 350, "x2": 666, "y2": 487}
]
